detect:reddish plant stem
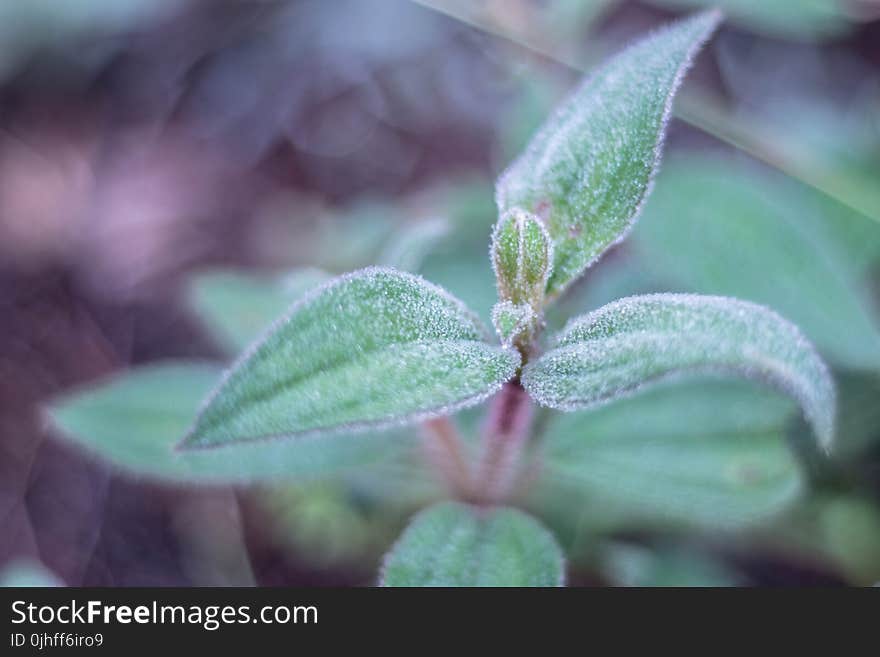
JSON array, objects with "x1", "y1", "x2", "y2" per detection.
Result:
[
  {"x1": 420, "y1": 416, "x2": 473, "y2": 500},
  {"x1": 476, "y1": 379, "x2": 533, "y2": 503}
]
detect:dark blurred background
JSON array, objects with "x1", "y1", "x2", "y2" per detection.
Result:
[{"x1": 1, "y1": 0, "x2": 879, "y2": 586}]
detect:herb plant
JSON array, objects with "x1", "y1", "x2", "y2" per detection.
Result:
[{"x1": 47, "y1": 10, "x2": 838, "y2": 587}]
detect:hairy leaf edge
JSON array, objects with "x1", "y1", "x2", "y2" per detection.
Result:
[
  {"x1": 496, "y1": 9, "x2": 723, "y2": 297},
  {"x1": 524, "y1": 293, "x2": 835, "y2": 452},
  {"x1": 179, "y1": 267, "x2": 520, "y2": 450}
]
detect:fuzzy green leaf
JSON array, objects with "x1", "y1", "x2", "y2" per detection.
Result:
[
  {"x1": 183, "y1": 268, "x2": 519, "y2": 449},
  {"x1": 46, "y1": 362, "x2": 407, "y2": 483},
  {"x1": 496, "y1": 10, "x2": 721, "y2": 297},
  {"x1": 532, "y1": 379, "x2": 805, "y2": 530},
  {"x1": 523, "y1": 294, "x2": 835, "y2": 451},
  {"x1": 187, "y1": 268, "x2": 329, "y2": 355},
  {"x1": 380, "y1": 502, "x2": 565, "y2": 587}
]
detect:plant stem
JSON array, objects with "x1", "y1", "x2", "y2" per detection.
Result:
[
  {"x1": 420, "y1": 417, "x2": 473, "y2": 500},
  {"x1": 476, "y1": 379, "x2": 533, "y2": 503}
]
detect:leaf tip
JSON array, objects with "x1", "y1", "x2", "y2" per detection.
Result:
[{"x1": 174, "y1": 423, "x2": 210, "y2": 452}]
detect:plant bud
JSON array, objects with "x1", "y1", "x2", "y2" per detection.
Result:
[
  {"x1": 490, "y1": 208, "x2": 552, "y2": 307},
  {"x1": 491, "y1": 301, "x2": 537, "y2": 348}
]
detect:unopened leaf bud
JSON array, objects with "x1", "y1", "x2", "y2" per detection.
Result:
[{"x1": 491, "y1": 208, "x2": 553, "y2": 308}]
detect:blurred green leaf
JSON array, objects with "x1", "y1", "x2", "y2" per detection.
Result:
[
  {"x1": 499, "y1": 73, "x2": 565, "y2": 166},
  {"x1": 183, "y1": 268, "x2": 519, "y2": 449},
  {"x1": 260, "y1": 474, "x2": 439, "y2": 570},
  {"x1": 818, "y1": 496, "x2": 880, "y2": 585},
  {"x1": 314, "y1": 201, "x2": 397, "y2": 271},
  {"x1": 420, "y1": 256, "x2": 497, "y2": 327},
  {"x1": 755, "y1": 494, "x2": 880, "y2": 585},
  {"x1": 644, "y1": 0, "x2": 853, "y2": 41},
  {"x1": 414, "y1": 177, "x2": 499, "y2": 325},
  {"x1": 763, "y1": 101, "x2": 880, "y2": 231},
  {"x1": 524, "y1": 294, "x2": 835, "y2": 451},
  {"x1": 187, "y1": 268, "x2": 329, "y2": 355},
  {"x1": 833, "y1": 372, "x2": 880, "y2": 459},
  {"x1": 380, "y1": 502, "x2": 565, "y2": 586},
  {"x1": 496, "y1": 10, "x2": 721, "y2": 297},
  {"x1": 634, "y1": 155, "x2": 880, "y2": 370},
  {"x1": 379, "y1": 217, "x2": 451, "y2": 273},
  {"x1": 599, "y1": 542, "x2": 743, "y2": 587},
  {"x1": 47, "y1": 362, "x2": 408, "y2": 483},
  {"x1": 426, "y1": 175, "x2": 497, "y2": 243},
  {"x1": 531, "y1": 379, "x2": 805, "y2": 531},
  {"x1": 544, "y1": 251, "x2": 661, "y2": 333},
  {"x1": 0, "y1": 559, "x2": 62, "y2": 587}
]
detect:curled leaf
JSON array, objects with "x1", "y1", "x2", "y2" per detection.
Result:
[
  {"x1": 496, "y1": 10, "x2": 721, "y2": 296},
  {"x1": 182, "y1": 268, "x2": 520, "y2": 449},
  {"x1": 522, "y1": 294, "x2": 835, "y2": 451}
]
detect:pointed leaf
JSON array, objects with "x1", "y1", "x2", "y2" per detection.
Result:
[
  {"x1": 531, "y1": 379, "x2": 805, "y2": 531},
  {"x1": 46, "y1": 362, "x2": 408, "y2": 483},
  {"x1": 187, "y1": 268, "x2": 329, "y2": 355},
  {"x1": 496, "y1": 10, "x2": 721, "y2": 296},
  {"x1": 183, "y1": 268, "x2": 519, "y2": 449},
  {"x1": 380, "y1": 502, "x2": 565, "y2": 587},
  {"x1": 523, "y1": 294, "x2": 835, "y2": 451}
]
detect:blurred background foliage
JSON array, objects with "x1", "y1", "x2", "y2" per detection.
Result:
[{"x1": 1, "y1": 0, "x2": 879, "y2": 586}]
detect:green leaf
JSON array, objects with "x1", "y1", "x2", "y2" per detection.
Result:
[
  {"x1": 183, "y1": 268, "x2": 519, "y2": 449},
  {"x1": 380, "y1": 502, "x2": 565, "y2": 586},
  {"x1": 187, "y1": 268, "x2": 329, "y2": 355},
  {"x1": 46, "y1": 362, "x2": 408, "y2": 483},
  {"x1": 496, "y1": 10, "x2": 721, "y2": 297},
  {"x1": 523, "y1": 294, "x2": 835, "y2": 451},
  {"x1": 531, "y1": 378, "x2": 805, "y2": 531},
  {"x1": 634, "y1": 154, "x2": 880, "y2": 370}
]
